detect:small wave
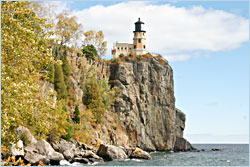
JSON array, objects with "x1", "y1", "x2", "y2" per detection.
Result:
[{"x1": 131, "y1": 159, "x2": 143, "y2": 162}]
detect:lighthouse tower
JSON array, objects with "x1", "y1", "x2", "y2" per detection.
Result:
[{"x1": 133, "y1": 18, "x2": 147, "y2": 55}]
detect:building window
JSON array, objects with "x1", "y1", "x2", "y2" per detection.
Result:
[
  {"x1": 121, "y1": 47, "x2": 123, "y2": 50},
  {"x1": 125, "y1": 47, "x2": 127, "y2": 50},
  {"x1": 134, "y1": 45, "x2": 136, "y2": 49},
  {"x1": 117, "y1": 47, "x2": 119, "y2": 50},
  {"x1": 130, "y1": 48, "x2": 131, "y2": 50},
  {"x1": 143, "y1": 45, "x2": 146, "y2": 49},
  {"x1": 138, "y1": 39, "x2": 141, "y2": 43}
]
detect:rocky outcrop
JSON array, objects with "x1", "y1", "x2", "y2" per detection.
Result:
[
  {"x1": 128, "y1": 147, "x2": 152, "y2": 160},
  {"x1": 174, "y1": 137, "x2": 194, "y2": 151},
  {"x1": 109, "y1": 56, "x2": 191, "y2": 151},
  {"x1": 16, "y1": 126, "x2": 37, "y2": 146},
  {"x1": 97, "y1": 144, "x2": 127, "y2": 161}
]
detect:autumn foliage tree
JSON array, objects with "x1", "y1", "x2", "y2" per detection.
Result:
[
  {"x1": 84, "y1": 30, "x2": 107, "y2": 57},
  {"x1": 1, "y1": 1, "x2": 68, "y2": 149}
]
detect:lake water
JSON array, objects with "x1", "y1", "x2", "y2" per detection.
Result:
[{"x1": 95, "y1": 144, "x2": 249, "y2": 166}]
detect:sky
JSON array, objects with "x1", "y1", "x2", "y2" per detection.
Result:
[{"x1": 45, "y1": 1, "x2": 249, "y2": 143}]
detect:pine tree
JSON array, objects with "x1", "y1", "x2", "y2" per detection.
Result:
[
  {"x1": 48, "y1": 63, "x2": 55, "y2": 83},
  {"x1": 74, "y1": 104, "x2": 80, "y2": 124},
  {"x1": 54, "y1": 61, "x2": 67, "y2": 99},
  {"x1": 61, "y1": 49, "x2": 70, "y2": 91}
]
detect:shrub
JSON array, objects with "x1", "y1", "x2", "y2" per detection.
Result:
[
  {"x1": 82, "y1": 44, "x2": 98, "y2": 60},
  {"x1": 83, "y1": 76, "x2": 105, "y2": 124},
  {"x1": 119, "y1": 53, "x2": 125, "y2": 58},
  {"x1": 111, "y1": 58, "x2": 118, "y2": 63}
]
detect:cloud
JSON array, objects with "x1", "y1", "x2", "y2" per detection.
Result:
[{"x1": 69, "y1": 2, "x2": 248, "y2": 61}]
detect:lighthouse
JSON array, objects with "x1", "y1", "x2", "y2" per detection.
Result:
[
  {"x1": 133, "y1": 18, "x2": 147, "y2": 55},
  {"x1": 112, "y1": 18, "x2": 148, "y2": 58}
]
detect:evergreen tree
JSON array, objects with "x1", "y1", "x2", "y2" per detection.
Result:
[
  {"x1": 61, "y1": 106, "x2": 73, "y2": 142},
  {"x1": 61, "y1": 49, "x2": 70, "y2": 91},
  {"x1": 54, "y1": 61, "x2": 67, "y2": 99},
  {"x1": 82, "y1": 44, "x2": 98, "y2": 60},
  {"x1": 83, "y1": 76, "x2": 105, "y2": 124},
  {"x1": 48, "y1": 63, "x2": 55, "y2": 83},
  {"x1": 74, "y1": 104, "x2": 80, "y2": 124}
]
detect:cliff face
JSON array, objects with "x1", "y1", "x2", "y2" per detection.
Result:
[
  {"x1": 67, "y1": 55, "x2": 193, "y2": 151},
  {"x1": 109, "y1": 56, "x2": 184, "y2": 151}
]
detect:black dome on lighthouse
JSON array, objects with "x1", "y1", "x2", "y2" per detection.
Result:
[{"x1": 134, "y1": 18, "x2": 146, "y2": 33}]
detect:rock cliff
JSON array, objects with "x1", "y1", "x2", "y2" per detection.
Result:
[
  {"x1": 109, "y1": 55, "x2": 193, "y2": 151},
  {"x1": 67, "y1": 54, "x2": 193, "y2": 151}
]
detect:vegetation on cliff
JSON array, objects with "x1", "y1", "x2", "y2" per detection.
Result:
[{"x1": 1, "y1": 1, "x2": 117, "y2": 154}]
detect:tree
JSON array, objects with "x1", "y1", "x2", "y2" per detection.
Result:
[
  {"x1": 84, "y1": 30, "x2": 107, "y2": 57},
  {"x1": 54, "y1": 61, "x2": 67, "y2": 99},
  {"x1": 56, "y1": 10, "x2": 83, "y2": 47},
  {"x1": 83, "y1": 76, "x2": 105, "y2": 124},
  {"x1": 61, "y1": 50, "x2": 70, "y2": 91},
  {"x1": 1, "y1": 1, "x2": 68, "y2": 149},
  {"x1": 61, "y1": 106, "x2": 73, "y2": 142},
  {"x1": 82, "y1": 45, "x2": 98, "y2": 60},
  {"x1": 48, "y1": 63, "x2": 55, "y2": 83},
  {"x1": 74, "y1": 105, "x2": 80, "y2": 124}
]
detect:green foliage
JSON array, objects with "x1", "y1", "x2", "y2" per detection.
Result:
[
  {"x1": 48, "y1": 63, "x2": 55, "y2": 83},
  {"x1": 74, "y1": 105, "x2": 80, "y2": 124},
  {"x1": 1, "y1": 1, "x2": 63, "y2": 148},
  {"x1": 47, "y1": 100, "x2": 70, "y2": 142},
  {"x1": 98, "y1": 78, "x2": 120, "y2": 111},
  {"x1": 54, "y1": 61, "x2": 67, "y2": 99},
  {"x1": 119, "y1": 53, "x2": 125, "y2": 58},
  {"x1": 61, "y1": 50, "x2": 70, "y2": 91},
  {"x1": 111, "y1": 58, "x2": 118, "y2": 63},
  {"x1": 61, "y1": 106, "x2": 73, "y2": 142},
  {"x1": 82, "y1": 44, "x2": 98, "y2": 60},
  {"x1": 83, "y1": 76, "x2": 105, "y2": 124}
]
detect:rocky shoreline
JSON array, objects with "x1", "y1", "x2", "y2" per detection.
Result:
[
  {"x1": 2, "y1": 126, "x2": 152, "y2": 166},
  {"x1": 2, "y1": 126, "x2": 199, "y2": 166}
]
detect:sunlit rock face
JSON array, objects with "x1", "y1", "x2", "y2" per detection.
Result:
[{"x1": 109, "y1": 56, "x2": 191, "y2": 151}]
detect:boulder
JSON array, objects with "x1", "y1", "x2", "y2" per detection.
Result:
[
  {"x1": 11, "y1": 140, "x2": 24, "y2": 156},
  {"x1": 16, "y1": 126, "x2": 37, "y2": 146},
  {"x1": 24, "y1": 146, "x2": 36, "y2": 153},
  {"x1": 174, "y1": 137, "x2": 194, "y2": 151},
  {"x1": 129, "y1": 147, "x2": 152, "y2": 160},
  {"x1": 51, "y1": 139, "x2": 75, "y2": 160},
  {"x1": 63, "y1": 150, "x2": 74, "y2": 160},
  {"x1": 35, "y1": 139, "x2": 64, "y2": 162},
  {"x1": 71, "y1": 157, "x2": 89, "y2": 164},
  {"x1": 24, "y1": 152, "x2": 49, "y2": 165},
  {"x1": 83, "y1": 150, "x2": 102, "y2": 160},
  {"x1": 97, "y1": 144, "x2": 127, "y2": 161}
]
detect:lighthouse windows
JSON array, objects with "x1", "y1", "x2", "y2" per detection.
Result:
[
  {"x1": 144, "y1": 45, "x2": 146, "y2": 49},
  {"x1": 138, "y1": 39, "x2": 141, "y2": 43},
  {"x1": 134, "y1": 45, "x2": 136, "y2": 49}
]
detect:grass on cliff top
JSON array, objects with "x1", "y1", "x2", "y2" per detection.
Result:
[{"x1": 107, "y1": 53, "x2": 169, "y2": 65}]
